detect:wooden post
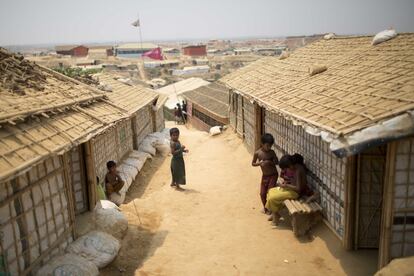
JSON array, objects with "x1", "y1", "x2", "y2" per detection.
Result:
[
  {"x1": 378, "y1": 142, "x2": 397, "y2": 269},
  {"x1": 84, "y1": 141, "x2": 98, "y2": 211},
  {"x1": 343, "y1": 155, "x2": 357, "y2": 250},
  {"x1": 151, "y1": 105, "x2": 157, "y2": 132},
  {"x1": 62, "y1": 153, "x2": 76, "y2": 236},
  {"x1": 131, "y1": 116, "x2": 138, "y2": 150},
  {"x1": 254, "y1": 103, "x2": 263, "y2": 151}
]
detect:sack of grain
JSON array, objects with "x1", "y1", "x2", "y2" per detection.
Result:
[
  {"x1": 95, "y1": 208, "x2": 128, "y2": 240},
  {"x1": 66, "y1": 231, "x2": 120, "y2": 268},
  {"x1": 372, "y1": 29, "x2": 397, "y2": 45},
  {"x1": 36, "y1": 253, "x2": 99, "y2": 276},
  {"x1": 309, "y1": 65, "x2": 327, "y2": 76}
]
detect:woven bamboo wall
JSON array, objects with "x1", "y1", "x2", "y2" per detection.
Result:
[
  {"x1": 243, "y1": 100, "x2": 256, "y2": 153},
  {"x1": 390, "y1": 138, "x2": 414, "y2": 258},
  {"x1": 229, "y1": 91, "x2": 237, "y2": 129},
  {"x1": 236, "y1": 95, "x2": 243, "y2": 136},
  {"x1": 264, "y1": 110, "x2": 347, "y2": 238},
  {"x1": 66, "y1": 146, "x2": 88, "y2": 215},
  {"x1": 156, "y1": 107, "x2": 165, "y2": 132},
  {"x1": 0, "y1": 156, "x2": 73, "y2": 275},
  {"x1": 93, "y1": 128, "x2": 119, "y2": 185},
  {"x1": 134, "y1": 106, "x2": 153, "y2": 147},
  {"x1": 117, "y1": 120, "x2": 134, "y2": 160}
]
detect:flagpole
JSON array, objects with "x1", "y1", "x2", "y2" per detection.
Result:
[{"x1": 138, "y1": 12, "x2": 144, "y2": 61}]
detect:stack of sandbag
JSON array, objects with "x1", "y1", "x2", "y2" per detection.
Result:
[
  {"x1": 146, "y1": 132, "x2": 171, "y2": 155},
  {"x1": 129, "y1": 150, "x2": 152, "y2": 171},
  {"x1": 66, "y1": 231, "x2": 120, "y2": 268},
  {"x1": 138, "y1": 137, "x2": 157, "y2": 156},
  {"x1": 94, "y1": 200, "x2": 128, "y2": 239},
  {"x1": 36, "y1": 254, "x2": 99, "y2": 276}
]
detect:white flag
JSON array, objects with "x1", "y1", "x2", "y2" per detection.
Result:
[{"x1": 131, "y1": 19, "x2": 140, "y2": 27}]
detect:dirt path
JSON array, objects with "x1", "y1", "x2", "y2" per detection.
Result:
[{"x1": 102, "y1": 123, "x2": 377, "y2": 276}]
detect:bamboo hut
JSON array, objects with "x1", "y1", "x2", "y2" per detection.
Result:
[
  {"x1": 221, "y1": 33, "x2": 414, "y2": 268},
  {"x1": 0, "y1": 49, "x2": 128, "y2": 274},
  {"x1": 90, "y1": 73, "x2": 159, "y2": 184},
  {"x1": 181, "y1": 83, "x2": 229, "y2": 132},
  {"x1": 154, "y1": 94, "x2": 168, "y2": 132}
]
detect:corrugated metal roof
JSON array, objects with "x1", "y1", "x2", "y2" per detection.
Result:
[{"x1": 116, "y1": 43, "x2": 158, "y2": 50}]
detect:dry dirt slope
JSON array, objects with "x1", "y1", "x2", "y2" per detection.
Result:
[{"x1": 102, "y1": 123, "x2": 377, "y2": 276}]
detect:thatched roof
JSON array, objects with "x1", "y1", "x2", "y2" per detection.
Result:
[
  {"x1": 221, "y1": 34, "x2": 414, "y2": 137},
  {"x1": 94, "y1": 73, "x2": 159, "y2": 115},
  {"x1": 0, "y1": 48, "x2": 105, "y2": 124},
  {"x1": 182, "y1": 83, "x2": 229, "y2": 120},
  {"x1": 0, "y1": 49, "x2": 129, "y2": 181}
]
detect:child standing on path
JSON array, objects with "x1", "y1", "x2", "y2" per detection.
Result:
[
  {"x1": 252, "y1": 133, "x2": 279, "y2": 214},
  {"x1": 170, "y1": 127, "x2": 188, "y2": 188}
]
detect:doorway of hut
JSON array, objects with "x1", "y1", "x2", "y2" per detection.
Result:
[
  {"x1": 353, "y1": 145, "x2": 387, "y2": 258},
  {"x1": 66, "y1": 143, "x2": 90, "y2": 216}
]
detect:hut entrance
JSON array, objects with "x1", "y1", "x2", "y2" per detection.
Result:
[
  {"x1": 66, "y1": 144, "x2": 89, "y2": 215},
  {"x1": 355, "y1": 145, "x2": 387, "y2": 249}
]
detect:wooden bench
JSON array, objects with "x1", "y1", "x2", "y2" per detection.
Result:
[{"x1": 282, "y1": 199, "x2": 323, "y2": 236}]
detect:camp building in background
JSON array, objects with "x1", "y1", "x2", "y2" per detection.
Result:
[
  {"x1": 55, "y1": 45, "x2": 89, "y2": 57},
  {"x1": 115, "y1": 43, "x2": 158, "y2": 58},
  {"x1": 182, "y1": 83, "x2": 229, "y2": 131},
  {"x1": 221, "y1": 33, "x2": 414, "y2": 269}
]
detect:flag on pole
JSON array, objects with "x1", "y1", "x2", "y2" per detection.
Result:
[
  {"x1": 131, "y1": 19, "x2": 140, "y2": 27},
  {"x1": 142, "y1": 47, "x2": 163, "y2": 60}
]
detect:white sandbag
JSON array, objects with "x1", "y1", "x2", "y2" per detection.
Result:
[
  {"x1": 155, "y1": 143, "x2": 171, "y2": 156},
  {"x1": 130, "y1": 150, "x2": 152, "y2": 161},
  {"x1": 67, "y1": 231, "x2": 120, "y2": 268},
  {"x1": 117, "y1": 170, "x2": 132, "y2": 188},
  {"x1": 161, "y1": 128, "x2": 171, "y2": 138},
  {"x1": 36, "y1": 253, "x2": 99, "y2": 276},
  {"x1": 120, "y1": 164, "x2": 138, "y2": 180},
  {"x1": 324, "y1": 33, "x2": 335, "y2": 40},
  {"x1": 147, "y1": 132, "x2": 170, "y2": 146},
  {"x1": 279, "y1": 51, "x2": 290, "y2": 60},
  {"x1": 123, "y1": 157, "x2": 141, "y2": 169},
  {"x1": 309, "y1": 64, "x2": 327, "y2": 76},
  {"x1": 209, "y1": 126, "x2": 222, "y2": 136},
  {"x1": 95, "y1": 208, "x2": 128, "y2": 240},
  {"x1": 372, "y1": 29, "x2": 397, "y2": 45},
  {"x1": 109, "y1": 192, "x2": 125, "y2": 206},
  {"x1": 138, "y1": 140, "x2": 156, "y2": 156},
  {"x1": 95, "y1": 200, "x2": 120, "y2": 211}
]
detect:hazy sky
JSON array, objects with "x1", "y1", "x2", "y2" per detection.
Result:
[{"x1": 1, "y1": 0, "x2": 413, "y2": 45}]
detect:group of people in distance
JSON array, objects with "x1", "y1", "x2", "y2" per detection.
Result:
[
  {"x1": 174, "y1": 101, "x2": 187, "y2": 125},
  {"x1": 252, "y1": 133, "x2": 317, "y2": 225}
]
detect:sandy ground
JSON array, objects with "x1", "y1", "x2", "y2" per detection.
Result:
[{"x1": 101, "y1": 123, "x2": 378, "y2": 276}]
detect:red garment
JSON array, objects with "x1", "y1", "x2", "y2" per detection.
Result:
[
  {"x1": 260, "y1": 174, "x2": 278, "y2": 208},
  {"x1": 143, "y1": 47, "x2": 163, "y2": 60}
]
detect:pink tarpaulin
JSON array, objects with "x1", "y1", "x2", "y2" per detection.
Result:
[{"x1": 143, "y1": 47, "x2": 163, "y2": 60}]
